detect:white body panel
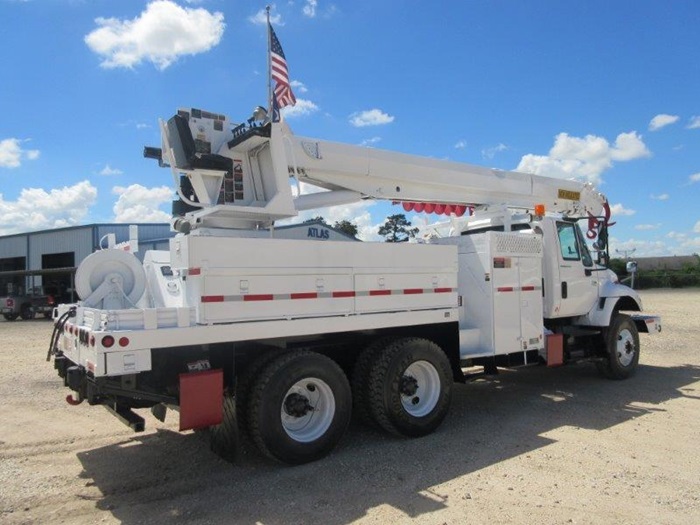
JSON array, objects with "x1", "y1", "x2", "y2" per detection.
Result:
[
  {"x1": 435, "y1": 231, "x2": 544, "y2": 359},
  {"x1": 58, "y1": 237, "x2": 460, "y2": 378}
]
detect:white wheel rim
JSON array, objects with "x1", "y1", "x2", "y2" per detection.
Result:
[
  {"x1": 400, "y1": 360, "x2": 441, "y2": 417},
  {"x1": 280, "y1": 378, "x2": 335, "y2": 443},
  {"x1": 616, "y1": 328, "x2": 636, "y2": 367}
]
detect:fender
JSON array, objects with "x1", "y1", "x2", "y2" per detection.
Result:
[{"x1": 575, "y1": 280, "x2": 642, "y2": 328}]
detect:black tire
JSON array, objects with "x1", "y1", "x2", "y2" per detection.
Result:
[
  {"x1": 596, "y1": 314, "x2": 640, "y2": 380},
  {"x1": 367, "y1": 338, "x2": 452, "y2": 438},
  {"x1": 20, "y1": 305, "x2": 34, "y2": 320},
  {"x1": 3, "y1": 313, "x2": 18, "y2": 321},
  {"x1": 247, "y1": 350, "x2": 352, "y2": 464},
  {"x1": 351, "y1": 337, "x2": 396, "y2": 426},
  {"x1": 235, "y1": 350, "x2": 282, "y2": 436},
  {"x1": 209, "y1": 394, "x2": 240, "y2": 463}
]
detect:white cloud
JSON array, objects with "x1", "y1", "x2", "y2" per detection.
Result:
[
  {"x1": 482, "y1": 143, "x2": 507, "y2": 159},
  {"x1": 634, "y1": 223, "x2": 661, "y2": 231},
  {"x1": 689, "y1": 173, "x2": 700, "y2": 184},
  {"x1": 249, "y1": 5, "x2": 283, "y2": 26},
  {"x1": 290, "y1": 80, "x2": 308, "y2": 93},
  {"x1": 454, "y1": 140, "x2": 467, "y2": 150},
  {"x1": 680, "y1": 239, "x2": 700, "y2": 252},
  {"x1": 0, "y1": 138, "x2": 40, "y2": 168},
  {"x1": 0, "y1": 181, "x2": 97, "y2": 235},
  {"x1": 112, "y1": 184, "x2": 173, "y2": 223},
  {"x1": 282, "y1": 98, "x2": 319, "y2": 118},
  {"x1": 360, "y1": 137, "x2": 382, "y2": 147},
  {"x1": 650, "y1": 193, "x2": 669, "y2": 201},
  {"x1": 667, "y1": 231, "x2": 687, "y2": 241},
  {"x1": 349, "y1": 109, "x2": 395, "y2": 127},
  {"x1": 516, "y1": 131, "x2": 650, "y2": 184},
  {"x1": 648, "y1": 114, "x2": 679, "y2": 131},
  {"x1": 687, "y1": 116, "x2": 700, "y2": 129},
  {"x1": 99, "y1": 164, "x2": 123, "y2": 176},
  {"x1": 609, "y1": 203, "x2": 636, "y2": 216},
  {"x1": 85, "y1": 0, "x2": 225, "y2": 70},
  {"x1": 278, "y1": 197, "x2": 381, "y2": 242},
  {"x1": 303, "y1": 0, "x2": 318, "y2": 18},
  {"x1": 609, "y1": 238, "x2": 670, "y2": 257},
  {"x1": 694, "y1": 221, "x2": 700, "y2": 234},
  {"x1": 136, "y1": 123, "x2": 151, "y2": 130}
]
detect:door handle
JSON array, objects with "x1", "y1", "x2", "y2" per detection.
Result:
[{"x1": 562, "y1": 281, "x2": 568, "y2": 299}]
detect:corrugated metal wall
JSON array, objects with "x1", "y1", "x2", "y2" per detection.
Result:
[
  {"x1": 0, "y1": 235, "x2": 27, "y2": 260},
  {"x1": 0, "y1": 224, "x2": 174, "y2": 270},
  {"x1": 28, "y1": 228, "x2": 93, "y2": 270}
]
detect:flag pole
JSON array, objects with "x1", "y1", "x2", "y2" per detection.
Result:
[{"x1": 266, "y1": 5, "x2": 273, "y2": 120}]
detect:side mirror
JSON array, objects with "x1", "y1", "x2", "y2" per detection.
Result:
[{"x1": 597, "y1": 251, "x2": 608, "y2": 266}]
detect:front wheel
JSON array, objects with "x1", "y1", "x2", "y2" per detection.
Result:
[
  {"x1": 3, "y1": 313, "x2": 18, "y2": 321},
  {"x1": 367, "y1": 338, "x2": 452, "y2": 437},
  {"x1": 247, "y1": 350, "x2": 351, "y2": 464},
  {"x1": 597, "y1": 313, "x2": 640, "y2": 380}
]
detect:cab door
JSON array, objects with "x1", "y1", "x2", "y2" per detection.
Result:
[{"x1": 554, "y1": 221, "x2": 597, "y2": 317}]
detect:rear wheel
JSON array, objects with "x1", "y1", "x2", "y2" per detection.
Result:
[
  {"x1": 20, "y1": 305, "x2": 34, "y2": 320},
  {"x1": 351, "y1": 337, "x2": 395, "y2": 426},
  {"x1": 247, "y1": 350, "x2": 351, "y2": 464},
  {"x1": 596, "y1": 314, "x2": 640, "y2": 380},
  {"x1": 3, "y1": 313, "x2": 18, "y2": 321},
  {"x1": 367, "y1": 338, "x2": 452, "y2": 437}
]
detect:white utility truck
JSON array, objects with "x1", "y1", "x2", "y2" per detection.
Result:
[{"x1": 48, "y1": 107, "x2": 660, "y2": 464}]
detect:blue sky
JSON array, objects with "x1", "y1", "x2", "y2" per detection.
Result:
[{"x1": 1, "y1": 0, "x2": 699, "y2": 256}]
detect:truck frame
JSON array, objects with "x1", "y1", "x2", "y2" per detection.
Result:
[{"x1": 48, "y1": 106, "x2": 660, "y2": 464}]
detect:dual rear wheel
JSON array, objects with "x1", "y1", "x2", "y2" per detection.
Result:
[{"x1": 232, "y1": 338, "x2": 452, "y2": 465}]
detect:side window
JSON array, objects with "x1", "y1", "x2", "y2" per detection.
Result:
[
  {"x1": 575, "y1": 225, "x2": 594, "y2": 267},
  {"x1": 557, "y1": 222, "x2": 580, "y2": 261}
]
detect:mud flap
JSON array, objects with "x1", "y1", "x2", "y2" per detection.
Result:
[{"x1": 179, "y1": 369, "x2": 224, "y2": 431}]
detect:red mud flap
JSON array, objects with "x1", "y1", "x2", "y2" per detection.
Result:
[
  {"x1": 178, "y1": 369, "x2": 224, "y2": 431},
  {"x1": 546, "y1": 333, "x2": 564, "y2": 367}
]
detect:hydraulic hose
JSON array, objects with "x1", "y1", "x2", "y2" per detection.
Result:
[{"x1": 46, "y1": 306, "x2": 76, "y2": 362}]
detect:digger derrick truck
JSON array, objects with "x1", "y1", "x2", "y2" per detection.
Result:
[{"x1": 48, "y1": 107, "x2": 661, "y2": 465}]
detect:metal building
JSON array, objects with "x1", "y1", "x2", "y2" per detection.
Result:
[{"x1": 0, "y1": 223, "x2": 174, "y2": 303}]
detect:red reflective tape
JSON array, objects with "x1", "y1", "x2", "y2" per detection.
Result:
[
  {"x1": 201, "y1": 295, "x2": 224, "y2": 303},
  {"x1": 291, "y1": 292, "x2": 318, "y2": 300},
  {"x1": 645, "y1": 318, "x2": 655, "y2": 324},
  {"x1": 434, "y1": 288, "x2": 453, "y2": 293},
  {"x1": 369, "y1": 290, "x2": 392, "y2": 296},
  {"x1": 189, "y1": 268, "x2": 201, "y2": 275},
  {"x1": 243, "y1": 294, "x2": 274, "y2": 302},
  {"x1": 497, "y1": 287, "x2": 514, "y2": 292},
  {"x1": 403, "y1": 288, "x2": 424, "y2": 295},
  {"x1": 521, "y1": 286, "x2": 535, "y2": 291},
  {"x1": 332, "y1": 291, "x2": 356, "y2": 298}
]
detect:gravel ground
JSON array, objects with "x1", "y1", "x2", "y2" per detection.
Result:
[{"x1": 1, "y1": 288, "x2": 699, "y2": 525}]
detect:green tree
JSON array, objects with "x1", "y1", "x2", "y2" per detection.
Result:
[
  {"x1": 333, "y1": 219, "x2": 359, "y2": 238},
  {"x1": 304, "y1": 216, "x2": 328, "y2": 225},
  {"x1": 378, "y1": 214, "x2": 419, "y2": 242}
]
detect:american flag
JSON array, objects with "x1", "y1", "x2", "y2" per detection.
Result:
[{"x1": 269, "y1": 23, "x2": 296, "y2": 109}]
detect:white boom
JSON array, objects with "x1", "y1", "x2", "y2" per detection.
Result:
[{"x1": 156, "y1": 109, "x2": 606, "y2": 233}]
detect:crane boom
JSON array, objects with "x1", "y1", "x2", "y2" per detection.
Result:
[{"x1": 151, "y1": 109, "x2": 607, "y2": 232}]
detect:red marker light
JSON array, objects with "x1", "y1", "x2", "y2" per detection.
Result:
[
  {"x1": 119, "y1": 337, "x2": 130, "y2": 347},
  {"x1": 102, "y1": 335, "x2": 115, "y2": 348}
]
